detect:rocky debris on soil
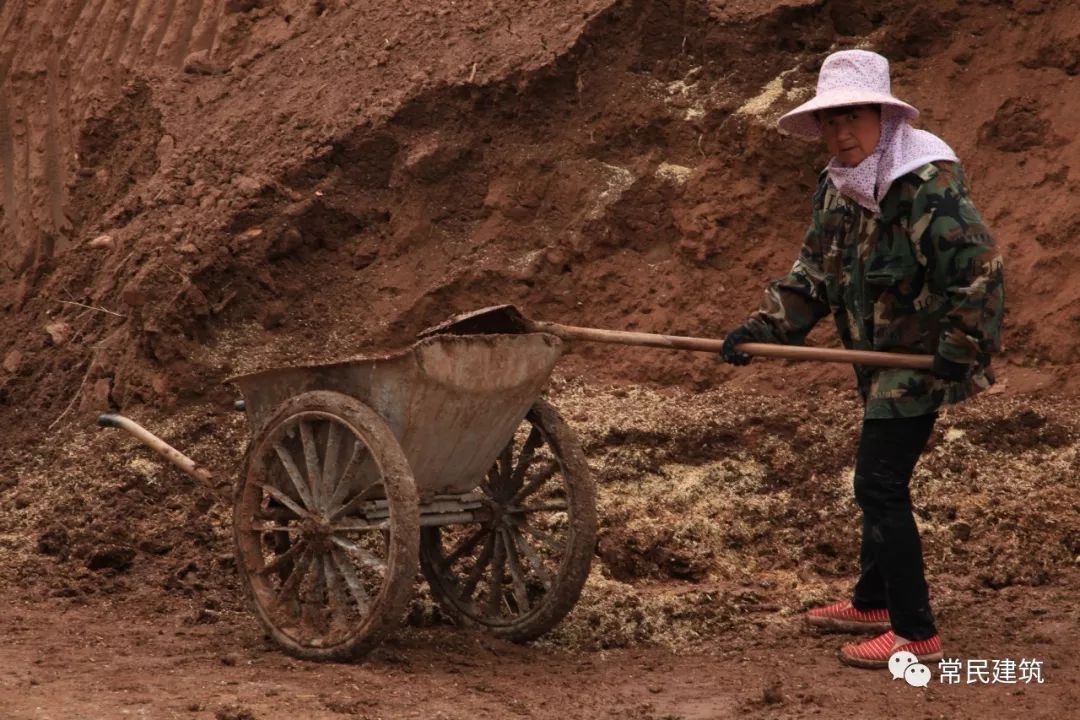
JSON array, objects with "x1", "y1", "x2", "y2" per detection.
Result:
[
  {"x1": 36, "y1": 526, "x2": 69, "y2": 557},
  {"x1": 215, "y1": 704, "x2": 258, "y2": 720},
  {"x1": 978, "y1": 96, "x2": 1064, "y2": 152},
  {"x1": 86, "y1": 546, "x2": 137, "y2": 573},
  {"x1": 761, "y1": 676, "x2": 785, "y2": 705},
  {"x1": 43, "y1": 322, "x2": 71, "y2": 347},
  {"x1": 2, "y1": 350, "x2": 21, "y2": 373},
  {"x1": 191, "y1": 608, "x2": 222, "y2": 624},
  {"x1": 183, "y1": 51, "x2": 224, "y2": 76},
  {"x1": 950, "y1": 521, "x2": 972, "y2": 541},
  {"x1": 1023, "y1": 35, "x2": 1080, "y2": 75}
]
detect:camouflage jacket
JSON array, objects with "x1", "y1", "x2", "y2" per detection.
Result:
[{"x1": 745, "y1": 161, "x2": 1005, "y2": 419}]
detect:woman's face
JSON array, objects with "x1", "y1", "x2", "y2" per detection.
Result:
[{"x1": 819, "y1": 105, "x2": 882, "y2": 167}]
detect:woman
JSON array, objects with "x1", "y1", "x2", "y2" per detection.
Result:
[{"x1": 721, "y1": 50, "x2": 1005, "y2": 668}]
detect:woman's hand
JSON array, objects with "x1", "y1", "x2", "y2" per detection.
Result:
[
  {"x1": 930, "y1": 354, "x2": 971, "y2": 382},
  {"x1": 721, "y1": 325, "x2": 755, "y2": 366}
]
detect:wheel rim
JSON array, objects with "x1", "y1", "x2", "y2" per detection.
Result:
[
  {"x1": 425, "y1": 410, "x2": 575, "y2": 626},
  {"x1": 237, "y1": 411, "x2": 399, "y2": 650}
]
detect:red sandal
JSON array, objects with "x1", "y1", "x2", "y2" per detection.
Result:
[
  {"x1": 805, "y1": 599, "x2": 890, "y2": 633},
  {"x1": 839, "y1": 630, "x2": 943, "y2": 669}
]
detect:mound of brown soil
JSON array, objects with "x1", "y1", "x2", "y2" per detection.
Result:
[{"x1": 1, "y1": 0, "x2": 1079, "y2": 434}]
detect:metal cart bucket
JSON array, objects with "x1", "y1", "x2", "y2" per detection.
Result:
[{"x1": 230, "y1": 333, "x2": 565, "y2": 497}]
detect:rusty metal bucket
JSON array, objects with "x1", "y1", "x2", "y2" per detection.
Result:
[{"x1": 229, "y1": 333, "x2": 565, "y2": 497}]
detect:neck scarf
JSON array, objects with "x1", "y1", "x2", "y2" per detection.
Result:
[{"x1": 826, "y1": 106, "x2": 958, "y2": 213}]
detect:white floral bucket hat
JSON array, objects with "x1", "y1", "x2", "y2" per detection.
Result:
[{"x1": 778, "y1": 50, "x2": 919, "y2": 139}]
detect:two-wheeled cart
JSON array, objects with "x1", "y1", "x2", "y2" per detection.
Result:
[{"x1": 101, "y1": 332, "x2": 596, "y2": 661}]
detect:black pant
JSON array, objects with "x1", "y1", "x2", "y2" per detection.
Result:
[{"x1": 850, "y1": 413, "x2": 938, "y2": 640}]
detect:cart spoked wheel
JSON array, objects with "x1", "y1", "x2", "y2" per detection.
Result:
[
  {"x1": 420, "y1": 399, "x2": 597, "y2": 641},
  {"x1": 235, "y1": 391, "x2": 419, "y2": 661}
]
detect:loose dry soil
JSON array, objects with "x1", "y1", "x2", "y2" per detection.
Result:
[{"x1": 1, "y1": 1, "x2": 1079, "y2": 719}]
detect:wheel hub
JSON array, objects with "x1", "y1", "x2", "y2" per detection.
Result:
[
  {"x1": 301, "y1": 515, "x2": 333, "y2": 546},
  {"x1": 482, "y1": 497, "x2": 510, "y2": 528}
]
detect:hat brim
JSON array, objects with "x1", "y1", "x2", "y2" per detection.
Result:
[{"x1": 778, "y1": 90, "x2": 919, "y2": 139}]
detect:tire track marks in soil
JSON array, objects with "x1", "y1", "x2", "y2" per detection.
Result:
[
  {"x1": 190, "y1": 0, "x2": 222, "y2": 56},
  {"x1": 68, "y1": 0, "x2": 109, "y2": 71},
  {"x1": 165, "y1": 0, "x2": 205, "y2": 68},
  {"x1": 144, "y1": 0, "x2": 179, "y2": 65},
  {"x1": 0, "y1": 94, "x2": 18, "y2": 274},
  {"x1": 0, "y1": 4, "x2": 23, "y2": 273},
  {"x1": 120, "y1": 0, "x2": 157, "y2": 70},
  {"x1": 102, "y1": 0, "x2": 137, "y2": 77},
  {"x1": 0, "y1": 0, "x2": 227, "y2": 279},
  {"x1": 12, "y1": 74, "x2": 31, "y2": 273}
]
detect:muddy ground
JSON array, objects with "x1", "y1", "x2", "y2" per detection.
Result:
[
  {"x1": 2, "y1": 385, "x2": 1078, "y2": 718},
  {"x1": 2, "y1": 569, "x2": 1078, "y2": 720},
  {"x1": 1, "y1": 0, "x2": 1079, "y2": 718}
]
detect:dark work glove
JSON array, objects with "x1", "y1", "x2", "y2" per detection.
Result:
[
  {"x1": 721, "y1": 325, "x2": 755, "y2": 366},
  {"x1": 931, "y1": 354, "x2": 971, "y2": 382}
]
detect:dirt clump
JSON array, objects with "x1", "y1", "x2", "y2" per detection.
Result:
[{"x1": 978, "y1": 96, "x2": 1063, "y2": 153}]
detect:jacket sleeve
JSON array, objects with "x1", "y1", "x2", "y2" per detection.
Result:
[
  {"x1": 744, "y1": 203, "x2": 832, "y2": 345},
  {"x1": 914, "y1": 163, "x2": 1005, "y2": 364}
]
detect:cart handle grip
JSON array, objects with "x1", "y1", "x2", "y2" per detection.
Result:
[{"x1": 97, "y1": 413, "x2": 215, "y2": 486}]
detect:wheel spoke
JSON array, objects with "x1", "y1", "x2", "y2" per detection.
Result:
[
  {"x1": 509, "y1": 527, "x2": 552, "y2": 590},
  {"x1": 322, "y1": 423, "x2": 343, "y2": 508},
  {"x1": 331, "y1": 547, "x2": 370, "y2": 615},
  {"x1": 440, "y1": 528, "x2": 486, "y2": 570},
  {"x1": 299, "y1": 421, "x2": 322, "y2": 512},
  {"x1": 330, "y1": 535, "x2": 387, "y2": 572},
  {"x1": 326, "y1": 437, "x2": 361, "y2": 513},
  {"x1": 322, "y1": 553, "x2": 350, "y2": 633},
  {"x1": 271, "y1": 546, "x2": 314, "y2": 613},
  {"x1": 480, "y1": 463, "x2": 500, "y2": 499},
  {"x1": 486, "y1": 531, "x2": 507, "y2": 617},
  {"x1": 517, "y1": 521, "x2": 565, "y2": 556},
  {"x1": 501, "y1": 528, "x2": 531, "y2": 613},
  {"x1": 510, "y1": 426, "x2": 543, "y2": 490},
  {"x1": 301, "y1": 553, "x2": 330, "y2": 644},
  {"x1": 254, "y1": 481, "x2": 310, "y2": 519},
  {"x1": 329, "y1": 480, "x2": 382, "y2": 521},
  {"x1": 250, "y1": 523, "x2": 302, "y2": 533},
  {"x1": 255, "y1": 539, "x2": 308, "y2": 577},
  {"x1": 306, "y1": 550, "x2": 326, "y2": 610},
  {"x1": 497, "y1": 443, "x2": 513, "y2": 486},
  {"x1": 461, "y1": 533, "x2": 495, "y2": 599},
  {"x1": 274, "y1": 443, "x2": 317, "y2": 511},
  {"x1": 511, "y1": 461, "x2": 557, "y2": 504}
]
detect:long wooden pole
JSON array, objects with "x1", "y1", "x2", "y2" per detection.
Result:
[
  {"x1": 532, "y1": 321, "x2": 934, "y2": 370},
  {"x1": 97, "y1": 414, "x2": 216, "y2": 485}
]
